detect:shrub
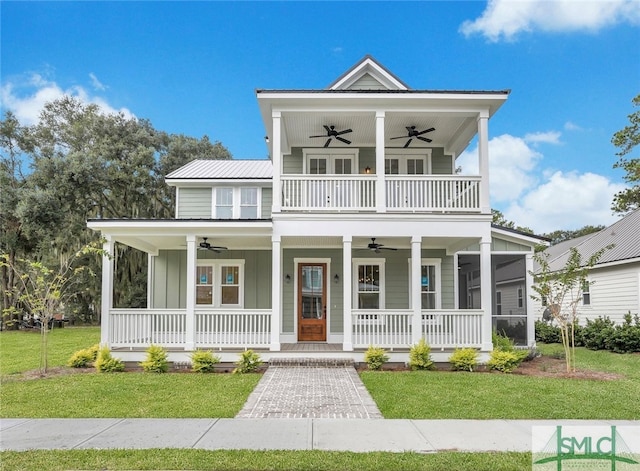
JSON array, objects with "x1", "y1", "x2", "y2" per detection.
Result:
[
  {"x1": 67, "y1": 343, "x2": 100, "y2": 368},
  {"x1": 190, "y1": 350, "x2": 221, "y2": 373},
  {"x1": 233, "y1": 350, "x2": 262, "y2": 374},
  {"x1": 487, "y1": 350, "x2": 521, "y2": 373},
  {"x1": 449, "y1": 348, "x2": 478, "y2": 372},
  {"x1": 140, "y1": 344, "x2": 169, "y2": 373},
  {"x1": 364, "y1": 346, "x2": 389, "y2": 371},
  {"x1": 95, "y1": 347, "x2": 125, "y2": 373},
  {"x1": 408, "y1": 338, "x2": 434, "y2": 370},
  {"x1": 535, "y1": 320, "x2": 562, "y2": 344},
  {"x1": 581, "y1": 317, "x2": 616, "y2": 351},
  {"x1": 492, "y1": 331, "x2": 516, "y2": 351},
  {"x1": 607, "y1": 313, "x2": 640, "y2": 353}
]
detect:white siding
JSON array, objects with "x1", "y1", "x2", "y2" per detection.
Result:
[
  {"x1": 177, "y1": 187, "x2": 212, "y2": 218},
  {"x1": 578, "y1": 264, "x2": 640, "y2": 324}
]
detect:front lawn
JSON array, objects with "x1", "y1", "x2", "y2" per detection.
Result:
[
  {"x1": 361, "y1": 345, "x2": 640, "y2": 420},
  {"x1": 0, "y1": 449, "x2": 531, "y2": 471}
]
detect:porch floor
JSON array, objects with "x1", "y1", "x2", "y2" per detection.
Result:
[{"x1": 281, "y1": 343, "x2": 343, "y2": 352}]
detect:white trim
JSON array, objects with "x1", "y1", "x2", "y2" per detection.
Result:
[
  {"x1": 408, "y1": 258, "x2": 442, "y2": 309},
  {"x1": 302, "y1": 148, "x2": 359, "y2": 174},
  {"x1": 352, "y1": 258, "x2": 386, "y2": 310},
  {"x1": 212, "y1": 186, "x2": 262, "y2": 219},
  {"x1": 385, "y1": 148, "x2": 433, "y2": 175},
  {"x1": 195, "y1": 259, "x2": 245, "y2": 308},
  {"x1": 293, "y1": 257, "x2": 332, "y2": 342}
]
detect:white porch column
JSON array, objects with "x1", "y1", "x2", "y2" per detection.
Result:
[
  {"x1": 375, "y1": 111, "x2": 386, "y2": 213},
  {"x1": 342, "y1": 235, "x2": 353, "y2": 351},
  {"x1": 480, "y1": 237, "x2": 493, "y2": 351},
  {"x1": 100, "y1": 236, "x2": 115, "y2": 346},
  {"x1": 270, "y1": 236, "x2": 282, "y2": 350},
  {"x1": 525, "y1": 252, "x2": 536, "y2": 347},
  {"x1": 477, "y1": 112, "x2": 490, "y2": 214},
  {"x1": 272, "y1": 111, "x2": 282, "y2": 213},
  {"x1": 411, "y1": 236, "x2": 422, "y2": 345},
  {"x1": 185, "y1": 234, "x2": 196, "y2": 350}
]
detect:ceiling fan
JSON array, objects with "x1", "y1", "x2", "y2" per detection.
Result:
[
  {"x1": 309, "y1": 125, "x2": 352, "y2": 147},
  {"x1": 390, "y1": 126, "x2": 435, "y2": 148},
  {"x1": 366, "y1": 238, "x2": 398, "y2": 254},
  {"x1": 199, "y1": 237, "x2": 227, "y2": 253}
]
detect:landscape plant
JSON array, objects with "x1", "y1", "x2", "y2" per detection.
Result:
[
  {"x1": 190, "y1": 350, "x2": 221, "y2": 373},
  {"x1": 140, "y1": 344, "x2": 169, "y2": 373},
  {"x1": 363, "y1": 345, "x2": 389, "y2": 370},
  {"x1": 94, "y1": 346, "x2": 125, "y2": 373},
  {"x1": 530, "y1": 245, "x2": 609, "y2": 372},
  {"x1": 449, "y1": 348, "x2": 478, "y2": 372},
  {"x1": 67, "y1": 343, "x2": 100, "y2": 368},
  {"x1": 233, "y1": 349, "x2": 262, "y2": 374},
  {"x1": 408, "y1": 338, "x2": 434, "y2": 370},
  {"x1": 486, "y1": 350, "x2": 521, "y2": 373}
]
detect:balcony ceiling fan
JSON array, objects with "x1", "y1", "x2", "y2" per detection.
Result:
[
  {"x1": 199, "y1": 237, "x2": 227, "y2": 253},
  {"x1": 309, "y1": 125, "x2": 352, "y2": 147},
  {"x1": 390, "y1": 126, "x2": 435, "y2": 148}
]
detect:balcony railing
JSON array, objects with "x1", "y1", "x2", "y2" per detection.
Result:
[{"x1": 281, "y1": 174, "x2": 481, "y2": 212}]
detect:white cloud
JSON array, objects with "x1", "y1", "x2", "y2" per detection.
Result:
[
  {"x1": 1, "y1": 73, "x2": 133, "y2": 126},
  {"x1": 564, "y1": 121, "x2": 583, "y2": 131},
  {"x1": 504, "y1": 171, "x2": 626, "y2": 233},
  {"x1": 524, "y1": 131, "x2": 562, "y2": 145},
  {"x1": 460, "y1": 0, "x2": 640, "y2": 42},
  {"x1": 458, "y1": 133, "x2": 543, "y2": 202},
  {"x1": 89, "y1": 72, "x2": 107, "y2": 91}
]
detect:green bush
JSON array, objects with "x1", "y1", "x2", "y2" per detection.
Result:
[
  {"x1": 95, "y1": 347, "x2": 125, "y2": 373},
  {"x1": 67, "y1": 343, "x2": 100, "y2": 368},
  {"x1": 190, "y1": 350, "x2": 221, "y2": 373},
  {"x1": 364, "y1": 346, "x2": 389, "y2": 371},
  {"x1": 581, "y1": 316, "x2": 616, "y2": 351},
  {"x1": 487, "y1": 350, "x2": 521, "y2": 373},
  {"x1": 408, "y1": 338, "x2": 434, "y2": 370},
  {"x1": 449, "y1": 348, "x2": 478, "y2": 372},
  {"x1": 608, "y1": 314, "x2": 640, "y2": 353},
  {"x1": 535, "y1": 320, "x2": 562, "y2": 344},
  {"x1": 492, "y1": 331, "x2": 516, "y2": 351},
  {"x1": 233, "y1": 350, "x2": 262, "y2": 374},
  {"x1": 140, "y1": 344, "x2": 169, "y2": 373}
]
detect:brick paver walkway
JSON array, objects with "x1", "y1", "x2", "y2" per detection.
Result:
[{"x1": 236, "y1": 366, "x2": 383, "y2": 419}]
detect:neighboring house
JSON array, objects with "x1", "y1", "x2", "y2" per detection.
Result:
[
  {"x1": 534, "y1": 208, "x2": 640, "y2": 325},
  {"x1": 88, "y1": 55, "x2": 546, "y2": 363}
]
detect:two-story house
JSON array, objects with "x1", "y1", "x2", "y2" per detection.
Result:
[{"x1": 88, "y1": 56, "x2": 544, "y2": 363}]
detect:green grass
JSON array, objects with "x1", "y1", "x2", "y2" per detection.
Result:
[
  {"x1": 0, "y1": 326, "x2": 100, "y2": 375},
  {"x1": 0, "y1": 450, "x2": 532, "y2": 471},
  {"x1": 362, "y1": 345, "x2": 640, "y2": 420},
  {"x1": 0, "y1": 372, "x2": 260, "y2": 418}
]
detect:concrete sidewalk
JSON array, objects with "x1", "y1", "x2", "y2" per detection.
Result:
[{"x1": 2, "y1": 418, "x2": 638, "y2": 453}]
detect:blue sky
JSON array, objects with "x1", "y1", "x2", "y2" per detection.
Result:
[{"x1": 2, "y1": 1, "x2": 639, "y2": 234}]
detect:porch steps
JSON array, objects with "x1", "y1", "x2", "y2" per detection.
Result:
[{"x1": 269, "y1": 358, "x2": 355, "y2": 368}]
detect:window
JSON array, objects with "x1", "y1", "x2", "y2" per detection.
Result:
[
  {"x1": 385, "y1": 151, "x2": 431, "y2": 175},
  {"x1": 196, "y1": 261, "x2": 244, "y2": 307},
  {"x1": 309, "y1": 158, "x2": 327, "y2": 174},
  {"x1": 213, "y1": 187, "x2": 261, "y2": 219},
  {"x1": 496, "y1": 291, "x2": 502, "y2": 315},
  {"x1": 240, "y1": 188, "x2": 258, "y2": 219},
  {"x1": 582, "y1": 280, "x2": 591, "y2": 305},
  {"x1": 303, "y1": 149, "x2": 358, "y2": 175},
  {"x1": 517, "y1": 287, "x2": 524, "y2": 308},
  {"x1": 353, "y1": 259, "x2": 385, "y2": 310},
  {"x1": 215, "y1": 188, "x2": 233, "y2": 219},
  {"x1": 407, "y1": 159, "x2": 424, "y2": 175},
  {"x1": 408, "y1": 259, "x2": 441, "y2": 309},
  {"x1": 385, "y1": 159, "x2": 399, "y2": 175}
]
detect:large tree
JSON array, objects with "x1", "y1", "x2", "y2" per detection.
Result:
[{"x1": 612, "y1": 94, "x2": 640, "y2": 214}]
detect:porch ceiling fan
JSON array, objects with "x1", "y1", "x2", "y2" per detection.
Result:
[
  {"x1": 366, "y1": 238, "x2": 398, "y2": 254},
  {"x1": 309, "y1": 125, "x2": 352, "y2": 147},
  {"x1": 390, "y1": 126, "x2": 435, "y2": 148},
  {"x1": 199, "y1": 237, "x2": 227, "y2": 253}
]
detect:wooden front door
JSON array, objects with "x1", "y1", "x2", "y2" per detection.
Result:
[{"x1": 298, "y1": 263, "x2": 327, "y2": 341}]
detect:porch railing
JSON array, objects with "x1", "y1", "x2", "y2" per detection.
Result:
[
  {"x1": 280, "y1": 174, "x2": 481, "y2": 212},
  {"x1": 386, "y1": 176, "x2": 481, "y2": 212},
  {"x1": 109, "y1": 309, "x2": 271, "y2": 349},
  {"x1": 196, "y1": 309, "x2": 271, "y2": 347},
  {"x1": 351, "y1": 309, "x2": 483, "y2": 349},
  {"x1": 281, "y1": 175, "x2": 376, "y2": 211},
  {"x1": 422, "y1": 310, "x2": 483, "y2": 348}
]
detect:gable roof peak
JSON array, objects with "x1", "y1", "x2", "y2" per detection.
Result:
[{"x1": 327, "y1": 55, "x2": 410, "y2": 91}]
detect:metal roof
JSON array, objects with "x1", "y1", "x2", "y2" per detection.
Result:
[
  {"x1": 537, "y1": 208, "x2": 640, "y2": 271},
  {"x1": 166, "y1": 159, "x2": 273, "y2": 180}
]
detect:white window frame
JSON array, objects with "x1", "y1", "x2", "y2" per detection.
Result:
[
  {"x1": 303, "y1": 148, "x2": 359, "y2": 175},
  {"x1": 212, "y1": 186, "x2": 262, "y2": 219},
  {"x1": 196, "y1": 259, "x2": 245, "y2": 308},
  {"x1": 385, "y1": 149, "x2": 432, "y2": 175},
  {"x1": 582, "y1": 280, "x2": 591, "y2": 306}
]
